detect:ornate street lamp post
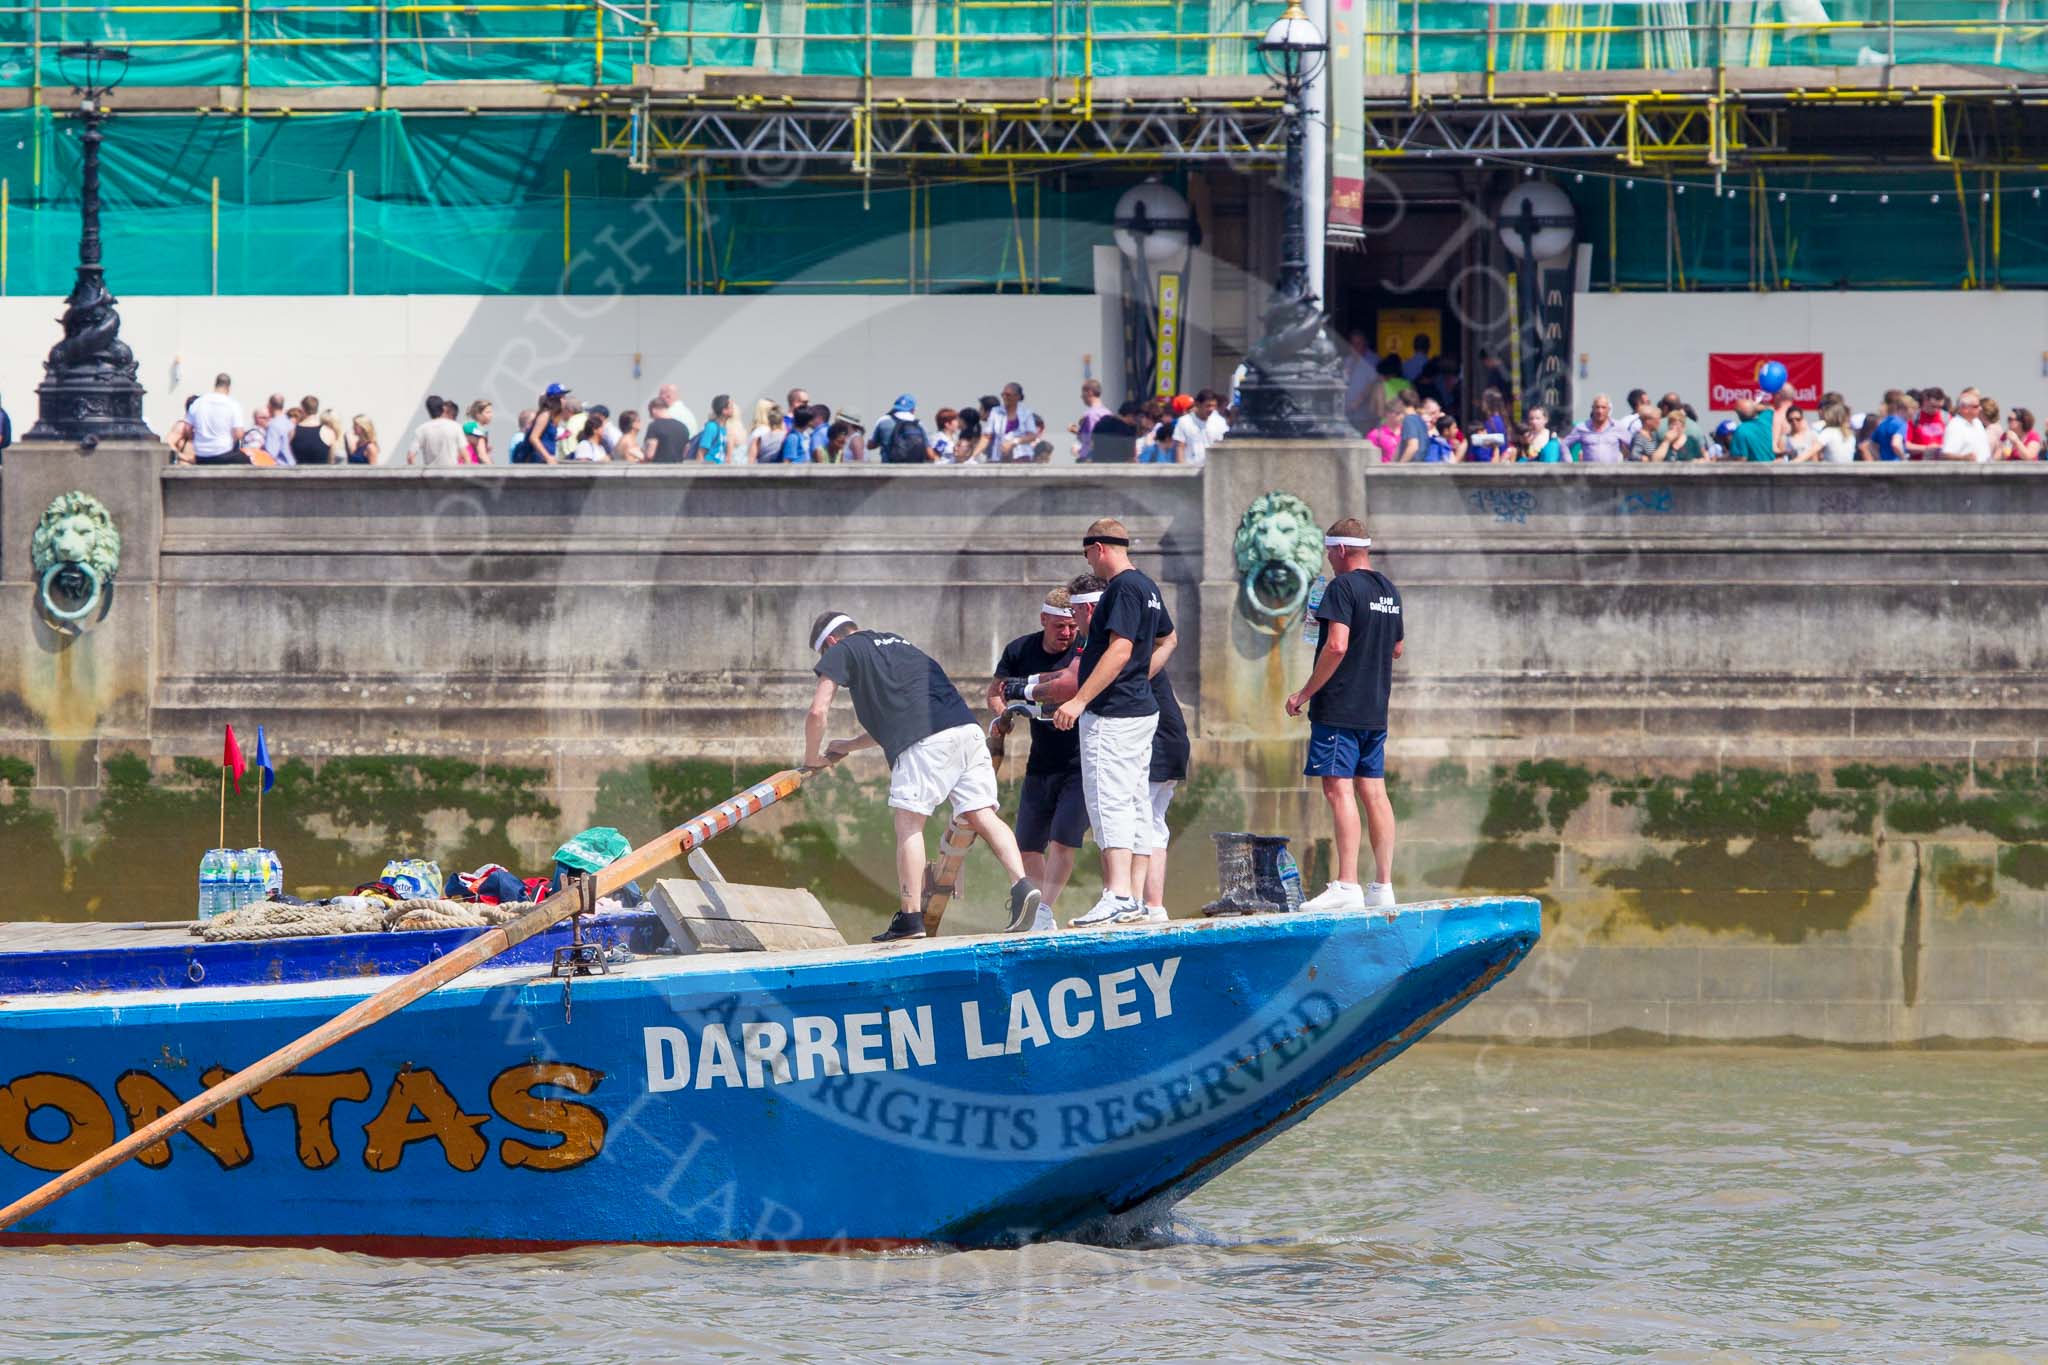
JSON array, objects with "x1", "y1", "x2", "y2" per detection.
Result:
[
  {"x1": 1112, "y1": 179, "x2": 1198, "y2": 405},
  {"x1": 26, "y1": 41, "x2": 154, "y2": 444},
  {"x1": 1496, "y1": 180, "x2": 1577, "y2": 423},
  {"x1": 1234, "y1": 0, "x2": 1348, "y2": 439}
]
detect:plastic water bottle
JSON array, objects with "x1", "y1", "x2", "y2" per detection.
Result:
[
  {"x1": 1276, "y1": 847, "x2": 1304, "y2": 912},
  {"x1": 260, "y1": 849, "x2": 284, "y2": 900},
  {"x1": 216, "y1": 848, "x2": 237, "y2": 917},
  {"x1": 216, "y1": 848, "x2": 239, "y2": 912},
  {"x1": 1303, "y1": 575, "x2": 1327, "y2": 652},
  {"x1": 236, "y1": 849, "x2": 264, "y2": 909},
  {"x1": 197, "y1": 848, "x2": 222, "y2": 919}
]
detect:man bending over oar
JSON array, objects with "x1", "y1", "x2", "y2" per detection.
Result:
[
  {"x1": 806, "y1": 611, "x2": 1043, "y2": 942},
  {"x1": 987, "y1": 584, "x2": 1088, "y2": 923}
]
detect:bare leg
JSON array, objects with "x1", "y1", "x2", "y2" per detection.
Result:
[
  {"x1": 1021, "y1": 850, "x2": 1047, "y2": 883},
  {"x1": 1357, "y1": 777, "x2": 1395, "y2": 884},
  {"x1": 1143, "y1": 845, "x2": 1168, "y2": 906},
  {"x1": 961, "y1": 806, "x2": 1028, "y2": 882},
  {"x1": 1323, "y1": 776, "x2": 1361, "y2": 884},
  {"x1": 1042, "y1": 841, "x2": 1078, "y2": 907},
  {"x1": 1100, "y1": 846, "x2": 1134, "y2": 899},
  {"x1": 892, "y1": 807, "x2": 928, "y2": 914}
]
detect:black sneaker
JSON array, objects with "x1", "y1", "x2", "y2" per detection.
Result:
[
  {"x1": 1005, "y1": 878, "x2": 1044, "y2": 933},
  {"x1": 872, "y1": 911, "x2": 928, "y2": 943}
]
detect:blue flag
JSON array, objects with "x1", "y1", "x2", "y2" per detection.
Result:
[{"x1": 253, "y1": 725, "x2": 276, "y2": 794}]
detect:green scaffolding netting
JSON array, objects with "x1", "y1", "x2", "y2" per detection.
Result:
[
  {"x1": 1369, "y1": 0, "x2": 2048, "y2": 76},
  {"x1": 1565, "y1": 171, "x2": 2048, "y2": 290},
  {"x1": 0, "y1": 108, "x2": 1131, "y2": 293},
  {"x1": 0, "y1": 0, "x2": 1275, "y2": 84},
  {"x1": 0, "y1": 0, "x2": 2032, "y2": 87}
]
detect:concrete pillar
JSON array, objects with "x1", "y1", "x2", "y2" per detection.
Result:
[
  {"x1": 0, "y1": 438, "x2": 164, "y2": 833},
  {"x1": 910, "y1": 0, "x2": 938, "y2": 77},
  {"x1": 1197, "y1": 435, "x2": 1371, "y2": 743}
]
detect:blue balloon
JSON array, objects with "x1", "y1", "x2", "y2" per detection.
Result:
[{"x1": 1758, "y1": 360, "x2": 1789, "y2": 395}]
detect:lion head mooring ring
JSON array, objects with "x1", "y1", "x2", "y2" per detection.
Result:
[
  {"x1": 1232, "y1": 491, "x2": 1324, "y2": 636},
  {"x1": 1240, "y1": 558, "x2": 1313, "y2": 632},
  {"x1": 40, "y1": 561, "x2": 106, "y2": 623}
]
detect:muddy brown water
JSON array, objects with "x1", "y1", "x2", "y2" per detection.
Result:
[{"x1": 6, "y1": 1046, "x2": 2043, "y2": 1361}]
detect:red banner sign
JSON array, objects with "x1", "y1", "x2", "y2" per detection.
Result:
[{"x1": 1707, "y1": 353, "x2": 1824, "y2": 410}]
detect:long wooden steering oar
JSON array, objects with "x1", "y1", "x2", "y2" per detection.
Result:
[{"x1": 0, "y1": 763, "x2": 829, "y2": 1234}]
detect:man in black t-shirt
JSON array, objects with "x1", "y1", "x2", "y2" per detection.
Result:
[
  {"x1": 805, "y1": 612, "x2": 1041, "y2": 941},
  {"x1": 642, "y1": 395, "x2": 694, "y2": 463},
  {"x1": 1051, "y1": 519, "x2": 1177, "y2": 928},
  {"x1": 987, "y1": 586, "x2": 1087, "y2": 924},
  {"x1": 1086, "y1": 401, "x2": 1143, "y2": 463},
  {"x1": 1285, "y1": 517, "x2": 1404, "y2": 912}
]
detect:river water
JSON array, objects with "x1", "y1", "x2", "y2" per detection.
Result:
[{"x1": 8, "y1": 1046, "x2": 2043, "y2": 1362}]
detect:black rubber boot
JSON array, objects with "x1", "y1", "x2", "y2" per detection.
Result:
[
  {"x1": 873, "y1": 911, "x2": 927, "y2": 943},
  {"x1": 1005, "y1": 878, "x2": 1044, "y2": 933}
]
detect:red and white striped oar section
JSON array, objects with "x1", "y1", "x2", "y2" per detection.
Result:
[{"x1": 0, "y1": 762, "x2": 831, "y2": 1234}]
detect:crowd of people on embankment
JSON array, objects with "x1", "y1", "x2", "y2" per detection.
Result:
[
  {"x1": 61, "y1": 349, "x2": 2041, "y2": 472},
  {"x1": 1343, "y1": 333, "x2": 2044, "y2": 464},
  {"x1": 144, "y1": 374, "x2": 1233, "y2": 468}
]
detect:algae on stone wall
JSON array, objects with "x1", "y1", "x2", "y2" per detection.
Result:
[{"x1": 0, "y1": 757, "x2": 67, "y2": 903}]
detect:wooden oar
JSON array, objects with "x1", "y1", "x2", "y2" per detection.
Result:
[
  {"x1": 0, "y1": 764, "x2": 825, "y2": 1234},
  {"x1": 920, "y1": 712, "x2": 1016, "y2": 935}
]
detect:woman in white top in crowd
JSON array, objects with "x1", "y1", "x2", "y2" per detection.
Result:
[
  {"x1": 1782, "y1": 406, "x2": 1822, "y2": 461},
  {"x1": 1810, "y1": 401, "x2": 1859, "y2": 463},
  {"x1": 746, "y1": 399, "x2": 782, "y2": 463},
  {"x1": 568, "y1": 413, "x2": 610, "y2": 462}
]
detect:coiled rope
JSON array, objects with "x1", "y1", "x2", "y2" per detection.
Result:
[{"x1": 194, "y1": 899, "x2": 534, "y2": 942}]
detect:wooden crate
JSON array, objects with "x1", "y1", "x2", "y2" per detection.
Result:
[{"x1": 648, "y1": 878, "x2": 846, "y2": 954}]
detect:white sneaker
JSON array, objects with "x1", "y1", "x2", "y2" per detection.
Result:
[
  {"x1": 1028, "y1": 904, "x2": 1057, "y2": 933},
  {"x1": 1300, "y1": 882, "x2": 1365, "y2": 913},
  {"x1": 1071, "y1": 892, "x2": 1132, "y2": 928},
  {"x1": 1115, "y1": 900, "x2": 1168, "y2": 924},
  {"x1": 1364, "y1": 882, "x2": 1397, "y2": 909}
]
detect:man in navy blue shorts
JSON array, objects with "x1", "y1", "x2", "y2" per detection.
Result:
[{"x1": 1285, "y1": 517, "x2": 1403, "y2": 911}]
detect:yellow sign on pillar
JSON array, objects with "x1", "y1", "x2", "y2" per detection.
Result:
[{"x1": 1154, "y1": 271, "x2": 1184, "y2": 397}]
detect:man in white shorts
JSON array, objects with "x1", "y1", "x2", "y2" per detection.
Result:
[
  {"x1": 1032, "y1": 573, "x2": 1181, "y2": 925},
  {"x1": 806, "y1": 611, "x2": 1042, "y2": 942},
  {"x1": 1052, "y1": 519, "x2": 1177, "y2": 927}
]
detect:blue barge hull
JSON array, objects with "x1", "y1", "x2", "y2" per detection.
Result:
[{"x1": 0, "y1": 899, "x2": 1538, "y2": 1254}]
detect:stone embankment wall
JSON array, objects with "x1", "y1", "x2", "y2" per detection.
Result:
[{"x1": 2, "y1": 440, "x2": 2044, "y2": 1043}]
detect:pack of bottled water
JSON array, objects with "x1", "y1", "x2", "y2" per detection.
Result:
[{"x1": 196, "y1": 847, "x2": 285, "y2": 920}]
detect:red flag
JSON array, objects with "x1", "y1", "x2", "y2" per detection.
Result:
[{"x1": 223, "y1": 724, "x2": 247, "y2": 795}]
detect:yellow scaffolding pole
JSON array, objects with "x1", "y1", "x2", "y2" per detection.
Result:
[
  {"x1": 1993, "y1": 170, "x2": 2003, "y2": 288},
  {"x1": 1954, "y1": 162, "x2": 1975, "y2": 288}
]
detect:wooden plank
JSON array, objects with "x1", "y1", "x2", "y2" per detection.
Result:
[
  {"x1": 650, "y1": 879, "x2": 845, "y2": 954},
  {"x1": 0, "y1": 921, "x2": 196, "y2": 954}
]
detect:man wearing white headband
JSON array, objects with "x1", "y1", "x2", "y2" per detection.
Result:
[
  {"x1": 986, "y1": 585, "x2": 1087, "y2": 926},
  {"x1": 1053, "y1": 519, "x2": 1178, "y2": 928},
  {"x1": 806, "y1": 610, "x2": 1042, "y2": 941},
  {"x1": 1285, "y1": 517, "x2": 1404, "y2": 912}
]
